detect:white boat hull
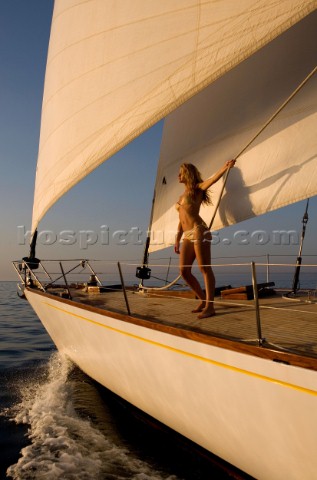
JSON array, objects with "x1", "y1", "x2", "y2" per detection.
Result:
[{"x1": 25, "y1": 288, "x2": 317, "y2": 480}]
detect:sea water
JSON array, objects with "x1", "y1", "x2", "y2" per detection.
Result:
[
  {"x1": 1, "y1": 264, "x2": 316, "y2": 480},
  {"x1": 0, "y1": 281, "x2": 237, "y2": 480}
]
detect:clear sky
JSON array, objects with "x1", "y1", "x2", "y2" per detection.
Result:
[{"x1": 1, "y1": 1, "x2": 316, "y2": 282}]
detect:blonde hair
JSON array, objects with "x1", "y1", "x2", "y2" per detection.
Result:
[{"x1": 180, "y1": 163, "x2": 211, "y2": 205}]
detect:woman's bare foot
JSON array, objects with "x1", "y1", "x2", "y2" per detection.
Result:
[
  {"x1": 197, "y1": 307, "x2": 216, "y2": 319},
  {"x1": 192, "y1": 301, "x2": 206, "y2": 313}
]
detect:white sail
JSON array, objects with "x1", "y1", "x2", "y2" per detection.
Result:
[
  {"x1": 31, "y1": 0, "x2": 316, "y2": 233},
  {"x1": 149, "y1": 10, "x2": 317, "y2": 252}
]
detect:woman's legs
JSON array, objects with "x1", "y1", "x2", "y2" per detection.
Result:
[
  {"x1": 194, "y1": 229, "x2": 215, "y2": 318},
  {"x1": 179, "y1": 239, "x2": 205, "y2": 309}
]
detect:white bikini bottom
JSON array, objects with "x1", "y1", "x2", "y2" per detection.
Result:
[{"x1": 183, "y1": 222, "x2": 208, "y2": 242}]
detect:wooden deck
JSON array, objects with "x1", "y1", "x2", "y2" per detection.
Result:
[{"x1": 67, "y1": 286, "x2": 317, "y2": 362}]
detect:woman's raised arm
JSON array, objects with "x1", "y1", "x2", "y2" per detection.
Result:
[{"x1": 198, "y1": 159, "x2": 235, "y2": 191}]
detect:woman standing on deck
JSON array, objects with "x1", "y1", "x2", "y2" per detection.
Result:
[{"x1": 174, "y1": 160, "x2": 235, "y2": 319}]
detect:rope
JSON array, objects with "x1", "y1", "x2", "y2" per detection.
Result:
[
  {"x1": 139, "y1": 274, "x2": 182, "y2": 292},
  {"x1": 208, "y1": 65, "x2": 317, "y2": 229},
  {"x1": 208, "y1": 166, "x2": 231, "y2": 229}
]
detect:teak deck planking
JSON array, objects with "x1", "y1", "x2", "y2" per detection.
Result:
[{"x1": 33, "y1": 285, "x2": 317, "y2": 371}]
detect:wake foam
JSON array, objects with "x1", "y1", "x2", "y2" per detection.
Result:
[{"x1": 6, "y1": 353, "x2": 179, "y2": 480}]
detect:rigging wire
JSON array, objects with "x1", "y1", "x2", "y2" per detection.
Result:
[
  {"x1": 209, "y1": 65, "x2": 317, "y2": 229},
  {"x1": 282, "y1": 198, "x2": 316, "y2": 303}
]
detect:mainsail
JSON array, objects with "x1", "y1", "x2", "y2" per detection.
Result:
[
  {"x1": 31, "y1": 0, "x2": 316, "y2": 234},
  {"x1": 150, "y1": 10, "x2": 317, "y2": 251}
]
